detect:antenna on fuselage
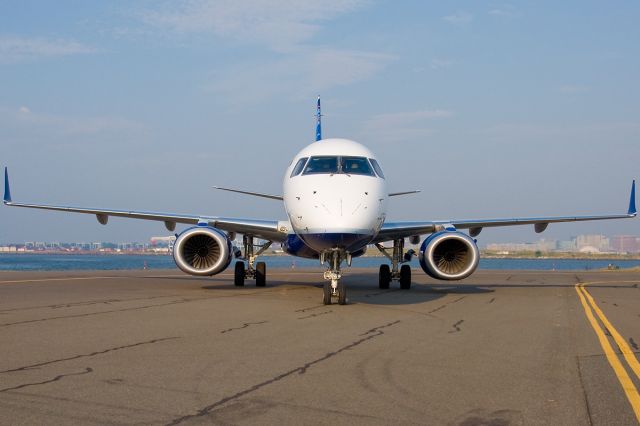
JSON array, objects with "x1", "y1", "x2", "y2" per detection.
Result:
[{"x1": 315, "y1": 96, "x2": 322, "y2": 141}]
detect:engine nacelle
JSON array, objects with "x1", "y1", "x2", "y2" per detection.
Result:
[
  {"x1": 173, "y1": 226, "x2": 233, "y2": 276},
  {"x1": 419, "y1": 231, "x2": 479, "y2": 280}
]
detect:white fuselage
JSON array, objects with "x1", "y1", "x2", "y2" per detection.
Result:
[{"x1": 282, "y1": 138, "x2": 388, "y2": 255}]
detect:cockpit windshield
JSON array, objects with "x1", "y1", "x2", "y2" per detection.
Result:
[
  {"x1": 302, "y1": 156, "x2": 339, "y2": 174},
  {"x1": 301, "y1": 156, "x2": 378, "y2": 177},
  {"x1": 342, "y1": 157, "x2": 374, "y2": 176},
  {"x1": 369, "y1": 158, "x2": 385, "y2": 179}
]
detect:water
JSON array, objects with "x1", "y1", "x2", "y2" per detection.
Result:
[{"x1": 1, "y1": 253, "x2": 639, "y2": 272}]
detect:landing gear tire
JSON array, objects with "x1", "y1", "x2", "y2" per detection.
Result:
[
  {"x1": 400, "y1": 264, "x2": 411, "y2": 290},
  {"x1": 322, "y1": 282, "x2": 332, "y2": 305},
  {"x1": 379, "y1": 264, "x2": 391, "y2": 289},
  {"x1": 255, "y1": 261, "x2": 266, "y2": 287},
  {"x1": 234, "y1": 262, "x2": 245, "y2": 287},
  {"x1": 338, "y1": 281, "x2": 347, "y2": 305}
]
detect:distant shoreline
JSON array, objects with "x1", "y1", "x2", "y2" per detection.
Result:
[{"x1": 1, "y1": 251, "x2": 640, "y2": 261}]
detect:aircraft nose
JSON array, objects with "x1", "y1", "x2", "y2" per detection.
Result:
[{"x1": 316, "y1": 195, "x2": 371, "y2": 221}]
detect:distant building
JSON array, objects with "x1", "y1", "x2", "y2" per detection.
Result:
[
  {"x1": 150, "y1": 236, "x2": 176, "y2": 247},
  {"x1": 610, "y1": 235, "x2": 640, "y2": 253},
  {"x1": 576, "y1": 235, "x2": 609, "y2": 252},
  {"x1": 557, "y1": 239, "x2": 577, "y2": 252}
]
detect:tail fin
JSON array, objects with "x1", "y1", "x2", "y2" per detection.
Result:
[
  {"x1": 4, "y1": 167, "x2": 12, "y2": 204},
  {"x1": 315, "y1": 96, "x2": 322, "y2": 141},
  {"x1": 629, "y1": 179, "x2": 636, "y2": 216}
]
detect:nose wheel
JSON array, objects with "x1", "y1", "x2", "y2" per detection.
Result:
[{"x1": 322, "y1": 250, "x2": 348, "y2": 305}]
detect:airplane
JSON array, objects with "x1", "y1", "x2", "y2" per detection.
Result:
[{"x1": 3, "y1": 97, "x2": 637, "y2": 305}]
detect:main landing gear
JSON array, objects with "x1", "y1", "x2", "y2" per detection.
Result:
[
  {"x1": 234, "y1": 235, "x2": 271, "y2": 287},
  {"x1": 321, "y1": 250, "x2": 348, "y2": 305},
  {"x1": 376, "y1": 239, "x2": 414, "y2": 290}
]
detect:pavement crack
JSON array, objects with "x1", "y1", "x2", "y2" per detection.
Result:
[
  {"x1": 575, "y1": 357, "x2": 594, "y2": 425},
  {"x1": 630, "y1": 338, "x2": 639, "y2": 350},
  {"x1": 294, "y1": 305, "x2": 325, "y2": 313},
  {"x1": 0, "y1": 367, "x2": 93, "y2": 393},
  {"x1": 0, "y1": 337, "x2": 179, "y2": 374},
  {"x1": 0, "y1": 294, "x2": 182, "y2": 314},
  {"x1": 220, "y1": 321, "x2": 267, "y2": 334},
  {"x1": 165, "y1": 320, "x2": 401, "y2": 425},
  {"x1": 297, "y1": 310, "x2": 332, "y2": 320},
  {"x1": 427, "y1": 296, "x2": 466, "y2": 314},
  {"x1": 488, "y1": 297, "x2": 496, "y2": 304},
  {"x1": 0, "y1": 299, "x2": 205, "y2": 327},
  {"x1": 448, "y1": 320, "x2": 464, "y2": 334}
]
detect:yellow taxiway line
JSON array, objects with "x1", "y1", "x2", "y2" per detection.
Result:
[{"x1": 575, "y1": 280, "x2": 640, "y2": 422}]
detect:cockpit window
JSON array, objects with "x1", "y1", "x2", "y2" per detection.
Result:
[
  {"x1": 290, "y1": 157, "x2": 308, "y2": 177},
  {"x1": 303, "y1": 156, "x2": 339, "y2": 174},
  {"x1": 301, "y1": 156, "x2": 382, "y2": 177},
  {"x1": 369, "y1": 158, "x2": 385, "y2": 179},
  {"x1": 342, "y1": 156, "x2": 374, "y2": 176}
]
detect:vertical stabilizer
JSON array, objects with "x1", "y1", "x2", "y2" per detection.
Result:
[
  {"x1": 3, "y1": 167, "x2": 11, "y2": 204},
  {"x1": 315, "y1": 96, "x2": 322, "y2": 141},
  {"x1": 629, "y1": 179, "x2": 637, "y2": 215}
]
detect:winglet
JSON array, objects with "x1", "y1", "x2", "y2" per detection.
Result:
[
  {"x1": 315, "y1": 96, "x2": 322, "y2": 142},
  {"x1": 628, "y1": 179, "x2": 636, "y2": 216},
  {"x1": 3, "y1": 167, "x2": 12, "y2": 204}
]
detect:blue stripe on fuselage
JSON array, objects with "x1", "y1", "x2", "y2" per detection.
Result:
[
  {"x1": 283, "y1": 233, "x2": 371, "y2": 259},
  {"x1": 300, "y1": 232, "x2": 372, "y2": 253}
]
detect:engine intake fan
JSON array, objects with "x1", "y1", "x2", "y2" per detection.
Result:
[
  {"x1": 419, "y1": 231, "x2": 479, "y2": 280},
  {"x1": 173, "y1": 226, "x2": 232, "y2": 276}
]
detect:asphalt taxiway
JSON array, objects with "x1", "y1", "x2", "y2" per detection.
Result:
[{"x1": 0, "y1": 268, "x2": 639, "y2": 425}]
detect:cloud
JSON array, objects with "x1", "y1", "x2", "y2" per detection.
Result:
[
  {"x1": 443, "y1": 11, "x2": 473, "y2": 25},
  {"x1": 139, "y1": 0, "x2": 367, "y2": 51},
  {"x1": 0, "y1": 36, "x2": 95, "y2": 63},
  {"x1": 430, "y1": 57, "x2": 453, "y2": 69},
  {"x1": 205, "y1": 48, "x2": 395, "y2": 104},
  {"x1": 134, "y1": 1, "x2": 391, "y2": 104},
  {"x1": 359, "y1": 109, "x2": 453, "y2": 142},
  {"x1": 0, "y1": 105, "x2": 147, "y2": 142},
  {"x1": 488, "y1": 5, "x2": 522, "y2": 18}
]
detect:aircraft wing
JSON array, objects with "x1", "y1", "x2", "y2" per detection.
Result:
[
  {"x1": 374, "y1": 181, "x2": 637, "y2": 243},
  {"x1": 3, "y1": 168, "x2": 287, "y2": 242}
]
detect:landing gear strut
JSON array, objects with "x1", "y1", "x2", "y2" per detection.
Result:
[
  {"x1": 234, "y1": 235, "x2": 271, "y2": 287},
  {"x1": 322, "y1": 250, "x2": 348, "y2": 305},
  {"x1": 376, "y1": 239, "x2": 412, "y2": 290}
]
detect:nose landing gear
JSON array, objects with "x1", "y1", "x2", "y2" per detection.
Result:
[{"x1": 322, "y1": 250, "x2": 348, "y2": 305}]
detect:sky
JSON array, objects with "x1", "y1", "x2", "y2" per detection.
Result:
[{"x1": 0, "y1": 0, "x2": 639, "y2": 245}]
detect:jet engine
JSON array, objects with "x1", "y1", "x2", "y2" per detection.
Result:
[
  {"x1": 173, "y1": 226, "x2": 233, "y2": 276},
  {"x1": 419, "y1": 231, "x2": 479, "y2": 280}
]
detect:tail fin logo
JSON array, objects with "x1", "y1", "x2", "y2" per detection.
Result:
[{"x1": 315, "y1": 96, "x2": 322, "y2": 141}]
